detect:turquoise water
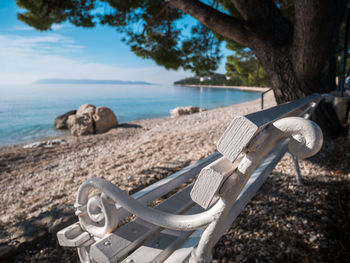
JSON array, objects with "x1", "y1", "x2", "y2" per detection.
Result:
[{"x1": 0, "y1": 84, "x2": 261, "y2": 146}]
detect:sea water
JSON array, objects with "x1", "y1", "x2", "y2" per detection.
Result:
[{"x1": 0, "y1": 84, "x2": 261, "y2": 146}]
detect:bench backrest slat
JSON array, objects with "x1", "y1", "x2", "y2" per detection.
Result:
[
  {"x1": 191, "y1": 156, "x2": 241, "y2": 208},
  {"x1": 217, "y1": 93, "x2": 321, "y2": 162},
  {"x1": 192, "y1": 94, "x2": 321, "y2": 208},
  {"x1": 115, "y1": 152, "x2": 221, "y2": 222}
]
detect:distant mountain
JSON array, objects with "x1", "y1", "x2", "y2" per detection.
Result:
[{"x1": 34, "y1": 78, "x2": 153, "y2": 85}]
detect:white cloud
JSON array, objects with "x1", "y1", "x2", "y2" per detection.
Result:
[
  {"x1": 13, "y1": 25, "x2": 35, "y2": 31},
  {"x1": 0, "y1": 34, "x2": 79, "y2": 55},
  {"x1": 51, "y1": 24, "x2": 64, "y2": 30},
  {"x1": 0, "y1": 33, "x2": 192, "y2": 85},
  {"x1": 14, "y1": 24, "x2": 65, "y2": 31}
]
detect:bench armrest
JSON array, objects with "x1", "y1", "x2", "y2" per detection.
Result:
[{"x1": 74, "y1": 178, "x2": 227, "y2": 238}]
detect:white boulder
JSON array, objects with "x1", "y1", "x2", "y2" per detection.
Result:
[
  {"x1": 64, "y1": 104, "x2": 118, "y2": 136},
  {"x1": 93, "y1": 106, "x2": 118, "y2": 134},
  {"x1": 76, "y1": 104, "x2": 96, "y2": 117},
  {"x1": 54, "y1": 110, "x2": 76, "y2": 129},
  {"x1": 67, "y1": 114, "x2": 94, "y2": 136},
  {"x1": 170, "y1": 106, "x2": 206, "y2": 117}
]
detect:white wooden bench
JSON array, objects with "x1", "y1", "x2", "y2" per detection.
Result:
[{"x1": 57, "y1": 93, "x2": 330, "y2": 263}]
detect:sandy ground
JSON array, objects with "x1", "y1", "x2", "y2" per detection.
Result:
[{"x1": 0, "y1": 92, "x2": 349, "y2": 262}]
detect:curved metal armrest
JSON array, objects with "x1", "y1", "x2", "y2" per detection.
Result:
[{"x1": 75, "y1": 178, "x2": 227, "y2": 238}]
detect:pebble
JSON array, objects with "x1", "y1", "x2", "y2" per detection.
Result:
[
  {"x1": 309, "y1": 235, "x2": 317, "y2": 243},
  {"x1": 321, "y1": 216, "x2": 329, "y2": 222},
  {"x1": 235, "y1": 254, "x2": 244, "y2": 261}
]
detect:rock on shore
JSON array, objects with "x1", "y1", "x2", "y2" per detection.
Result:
[
  {"x1": 170, "y1": 106, "x2": 206, "y2": 117},
  {"x1": 64, "y1": 104, "x2": 118, "y2": 136},
  {"x1": 53, "y1": 110, "x2": 76, "y2": 129},
  {"x1": 93, "y1": 106, "x2": 119, "y2": 134},
  {"x1": 67, "y1": 104, "x2": 96, "y2": 136}
]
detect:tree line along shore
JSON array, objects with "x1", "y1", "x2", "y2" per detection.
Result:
[{"x1": 174, "y1": 83, "x2": 270, "y2": 92}]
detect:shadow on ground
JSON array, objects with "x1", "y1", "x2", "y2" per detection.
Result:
[
  {"x1": 213, "y1": 168, "x2": 350, "y2": 262},
  {"x1": 118, "y1": 123, "x2": 142, "y2": 129},
  {"x1": 0, "y1": 205, "x2": 78, "y2": 263}
]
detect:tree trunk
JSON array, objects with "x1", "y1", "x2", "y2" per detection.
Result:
[
  {"x1": 254, "y1": 45, "x2": 344, "y2": 138},
  {"x1": 312, "y1": 101, "x2": 347, "y2": 138}
]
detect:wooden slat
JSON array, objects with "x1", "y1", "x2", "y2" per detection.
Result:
[
  {"x1": 242, "y1": 94, "x2": 320, "y2": 128},
  {"x1": 150, "y1": 231, "x2": 193, "y2": 263},
  {"x1": 57, "y1": 222, "x2": 92, "y2": 247},
  {"x1": 122, "y1": 206, "x2": 204, "y2": 263},
  {"x1": 115, "y1": 152, "x2": 221, "y2": 221},
  {"x1": 190, "y1": 156, "x2": 242, "y2": 209},
  {"x1": 217, "y1": 94, "x2": 321, "y2": 162},
  {"x1": 165, "y1": 141, "x2": 289, "y2": 263},
  {"x1": 216, "y1": 116, "x2": 259, "y2": 163},
  {"x1": 163, "y1": 229, "x2": 204, "y2": 263},
  {"x1": 90, "y1": 185, "x2": 196, "y2": 263},
  {"x1": 125, "y1": 231, "x2": 192, "y2": 263}
]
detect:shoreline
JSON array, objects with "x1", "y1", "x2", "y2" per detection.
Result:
[
  {"x1": 0, "y1": 94, "x2": 267, "y2": 149},
  {"x1": 174, "y1": 84, "x2": 271, "y2": 92}
]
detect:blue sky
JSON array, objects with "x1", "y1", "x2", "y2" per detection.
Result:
[{"x1": 0, "y1": 1, "x2": 230, "y2": 85}]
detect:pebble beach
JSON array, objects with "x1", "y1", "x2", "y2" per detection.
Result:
[{"x1": 0, "y1": 93, "x2": 349, "y2": 262}]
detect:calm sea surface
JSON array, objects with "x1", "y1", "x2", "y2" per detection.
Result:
[{"x1": 0, "y1": 84, "x2": 261, "y2": 146}]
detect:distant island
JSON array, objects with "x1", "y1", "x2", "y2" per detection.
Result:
[{"x1": 34, "y1": 78, "x2": 153, "y2": 85}]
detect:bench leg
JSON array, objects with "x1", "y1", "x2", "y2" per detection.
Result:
[
  {"x1": 190, "y1": 171, "x2": 250, "y2": 263},
  {"x1": 189, "y1": 199, "x2": 230, "y2": 263},
  {"x1": 288, "y1": 152, "x2": 302, "y2": 185},
  {"x1": 77, "y1": 246, "x2": 92, "y2": 263}
]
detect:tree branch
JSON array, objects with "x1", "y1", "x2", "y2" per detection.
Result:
[
  {"x1": 231, "y1": 0, "x2": 293, "y2": 47},
  {"x1": 231, "y1": 0, "x2": 282, "y2": 21},
  {"x1": 169, "y1": 0, "x2": 253, "y2": 47}
]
